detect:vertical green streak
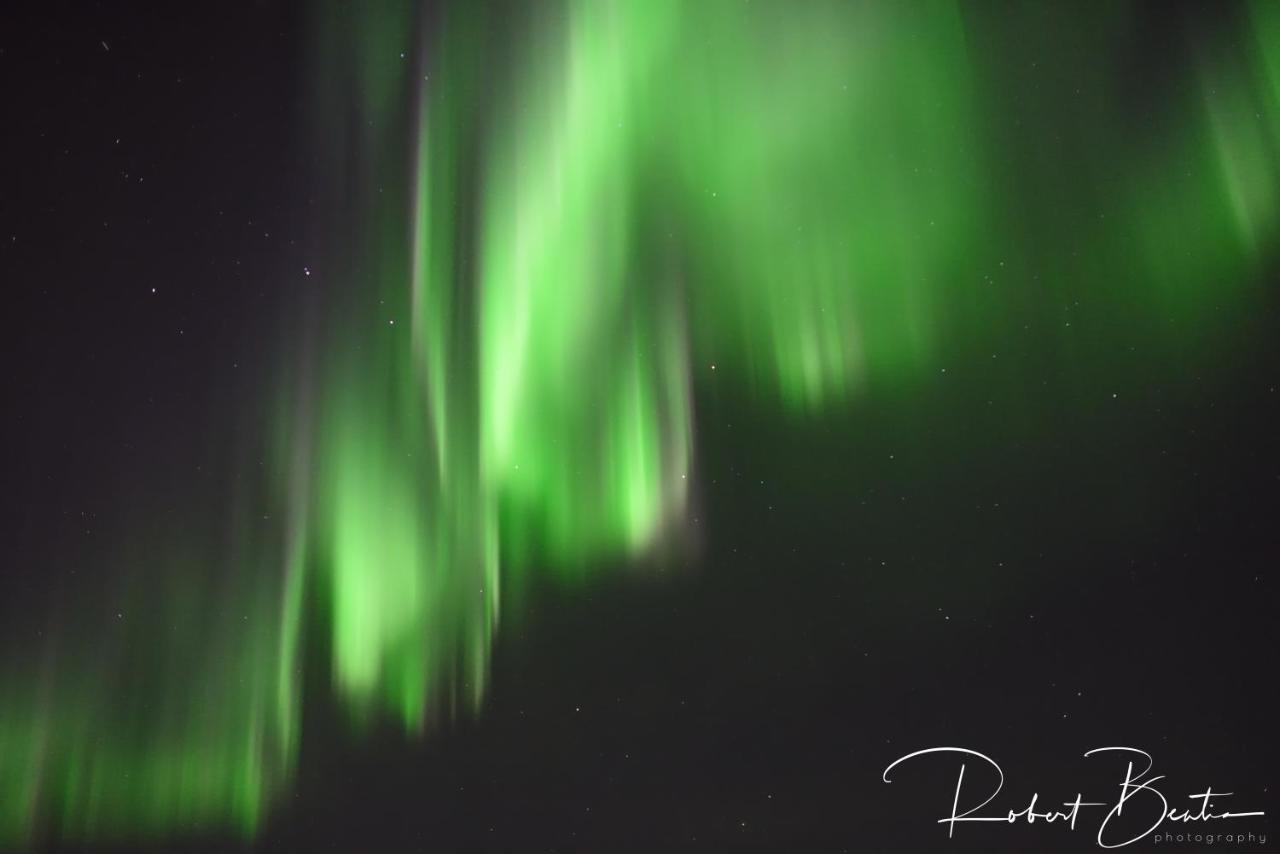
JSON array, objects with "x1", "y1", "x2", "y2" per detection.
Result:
[
  {"x1": 1121, "y1": 2, "x2": 1280, "y2": 323},
  {"x1": 0, "y1": 537, "x2": 301, "y2": 845},
  {"x1": 669, "y1": 1, "x2": 986, "y2": 408},
  {"x1": 479, "y1": 0, "x2": 691, "y2": 573},
  {"x1": 311, "y1": 2, "x2": 499, "y2": 729}
]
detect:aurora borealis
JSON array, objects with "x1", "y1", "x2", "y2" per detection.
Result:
[{"x1": 2, "y1": 1, "x2": 1278, "y2": 850}]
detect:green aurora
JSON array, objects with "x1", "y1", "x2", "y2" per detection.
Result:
[{"x1": 1, "y1": 0, "x2": 1278, "y2": 846}]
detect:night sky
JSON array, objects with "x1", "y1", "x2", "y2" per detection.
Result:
[{"x1": 1, "y1": 2, "x2": 1277, "y2": 852}]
